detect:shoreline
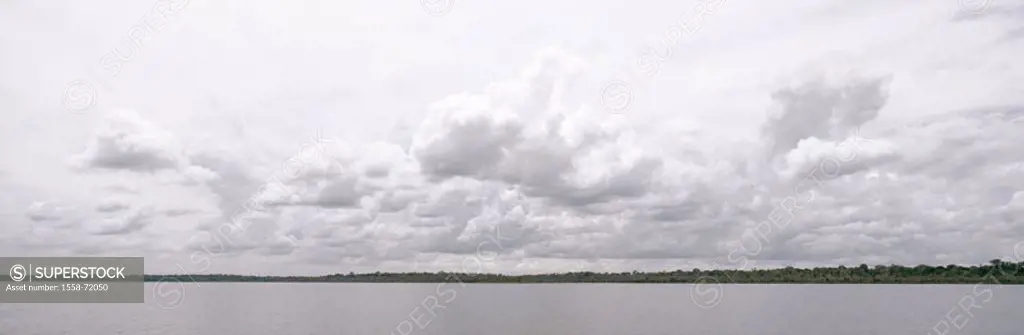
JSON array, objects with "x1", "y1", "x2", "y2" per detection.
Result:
[
  {"x1": 137, "y1": 280, "x2": 1024, "y2": 285},
  {"x1": 9, "y1": 261, "x2": 1022, "y2": 284}
]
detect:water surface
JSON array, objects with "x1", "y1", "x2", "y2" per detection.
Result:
[{"x1": 1, "y1": 283, "x2": 1020, "y2": 334}]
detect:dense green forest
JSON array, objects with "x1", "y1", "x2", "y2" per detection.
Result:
[{"x1": 140, "y1": 260, "x2": 1024, "y2": 284}]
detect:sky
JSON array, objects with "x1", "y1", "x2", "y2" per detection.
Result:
[{"x1": 1, "y1": 0, "x2": 1023, "y2": 276}]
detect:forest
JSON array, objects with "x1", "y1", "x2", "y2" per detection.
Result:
[{"x1": 139, "y1": 260, "x2": 1024, "y2": 284}]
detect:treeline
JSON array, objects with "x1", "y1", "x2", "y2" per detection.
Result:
[{"x1": 142, "y1": 260, "x2": 1024, "y2": 284}]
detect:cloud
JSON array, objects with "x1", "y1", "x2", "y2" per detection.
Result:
[
  {"x1": 411, "y1": 49, "x2": 664, "y2": 212},
  {"x1": 71, "y1": 109, "x2": 221, "y2": 193},
  {"x1": 42, "y1": 53, "x2": 1024, "y2": 273},
  {"x1": 95, "y1": 198, "x2": 130, "y2": 213},
  {"x1": 103, "y1": 185, "x2": 140, "y2": 194},
  {"x1": 3, "y1": 0, "x2": 1023, "y2": 274},
  {"x1": 71, "y1": 109, "x2": 189, "y2": 173},
  {"x1": 117, "y1": 49, "x2": 1024, "y2": 272},
  {"x1": 161, "y1": 208, "x2": 200, "y2": 217},
  {"x1": 774, "y1": 134, "x2": 898, "y2": 181},
  {"x1": 761, "y1": 74, "x2": 892, "y2": 159},
  {"x1": 25, "y1": 201, "x2": 75, "y2": 223},
  {"x1": 92, "y1": 207, "x2": 155, "y2": 235}
]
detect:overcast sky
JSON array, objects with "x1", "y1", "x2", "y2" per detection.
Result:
[{"x1": 2, "y1": 0, "x2": 1023, "y2": 275}]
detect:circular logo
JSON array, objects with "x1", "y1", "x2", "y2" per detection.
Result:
[
  {"x1": 421, "y1": 0, "x2": 455, "y2": 16},
  {"x1": 600, "y1": 80, "x2": 633, "y2": 114},
  {"x1": 62, "y1": 80, "x2": 98, "y2": 114},
  {"x1": 9, "y1": 264, "x2": 26, "y2": 282},
  {"x1": 689, "y1": 275, "x2": 724, "y2": 309},
  {"x1": 152, "y1": 277, "x2": 186, "y2": 309},
  {"x1": 959, "y1": 0, "x2": 991, "y2": 15}
]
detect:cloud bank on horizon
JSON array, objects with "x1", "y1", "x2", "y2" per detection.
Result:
[{"x1": 1, "y1": 0, "x2": 1023, "y2": 275}]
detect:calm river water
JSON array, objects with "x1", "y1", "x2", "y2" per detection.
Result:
[{"x1": 1, "y1": 283, "x2": 1020, "y2": 334}]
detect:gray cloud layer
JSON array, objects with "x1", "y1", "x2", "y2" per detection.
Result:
[{"x1": 1, "y1": 0, "x2": 1022, "y2": 275}]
